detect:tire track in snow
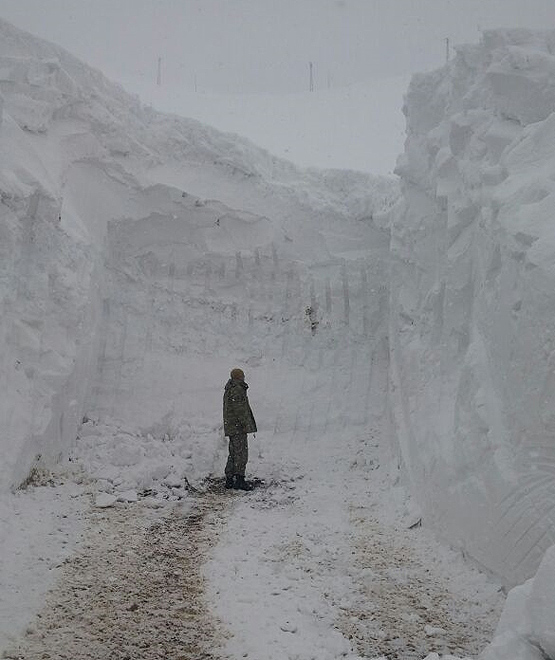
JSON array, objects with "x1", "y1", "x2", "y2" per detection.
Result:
[
  {"x1": 338, "y1": 512, "x2": 501, "y2": 660},
  {"x1": 8, "y1": 494, "x2": 230, "y2": 660},
  {"x1": 6, "y1": 477, "x2": 503, "y2": 660}
]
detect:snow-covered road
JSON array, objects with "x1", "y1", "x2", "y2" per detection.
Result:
[
  {"x1": 207, "y1": 426, "x2": 503, "y2": 660},
  {"x1": 5, "y1": 493, "x2": 227, "y2": 659},
  {"x1": 3, "y1": 420, "x2": 503, "y2": 660}
]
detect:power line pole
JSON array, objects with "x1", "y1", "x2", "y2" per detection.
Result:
[
  {"x1": 309, "y1": 61, "x2": 314, "y2": 92},
  {"x1": 157, "y1": 56, "x2": 162, "y2": 86},
  {"x1": 445, "y1": 38, "x2": 450, "y2": 64}
]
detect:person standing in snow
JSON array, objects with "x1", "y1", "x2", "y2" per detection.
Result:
[{"x1": 223, "y1": 368, "x2": 257, "y2": 491}]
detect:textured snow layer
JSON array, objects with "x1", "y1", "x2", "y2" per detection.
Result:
[{"x1": 389, "y1": 28, "x2": 555, "y2": 585}]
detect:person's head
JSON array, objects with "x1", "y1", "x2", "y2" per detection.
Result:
[{"x1": 230, "y1": 367, "x2": 245, "y2": 381}]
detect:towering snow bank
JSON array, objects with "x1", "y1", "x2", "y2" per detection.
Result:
[
  {"x1": 0, "y1": 18, "x2": 397, "y2": 493},
  {"x1": 390, "y1": 29, "x2": 555, "y2": 584},
  {"x1": 0, "y1": 77, "x2": 102, "y2": 493}
]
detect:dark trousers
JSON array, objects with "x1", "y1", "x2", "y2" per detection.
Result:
[{"x1": 225, "y1": 433, "x2": 248, "y2": 477}]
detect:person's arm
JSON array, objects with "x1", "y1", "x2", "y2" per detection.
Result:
[
  {"x1": 235, "y1": 389, "x2": 252, "y2": 430},
  {"x1": 227, "y1": 387, "x2": 249, "y2": 432}
]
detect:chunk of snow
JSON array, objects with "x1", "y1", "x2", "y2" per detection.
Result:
[
  {"x1": 94, "y1": 493, "x2": 117, "y2": 508},
  {"x1": 163, "y1": 473, "x2": 183, "y2": 489},
  {"x1": 116, "y1": 489, "x2": 138, "y2": 503},
  {"x1": 492, "y1": 579, "x2": 533, "y2": 639},
  {"x1": 480, "y1": 632, "x2": 545, "y2": 660},
  {"x1": 481, "y1": 543, "x2": 555, "y2": 660}
]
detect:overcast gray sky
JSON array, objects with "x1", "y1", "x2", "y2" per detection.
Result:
[{"x1": 0, "y1": 0, "x2": 553, "y2": 93}]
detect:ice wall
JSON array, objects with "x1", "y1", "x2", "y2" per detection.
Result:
[{"x1": 390, "y1": 29, "x2": 555, "y2": 584}]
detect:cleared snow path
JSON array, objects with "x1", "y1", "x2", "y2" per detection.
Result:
[
  {"x1": 207, "y1": 428, "x2": 504, "y2": 660},
  {"x1": 0, "y1": 229, "x2": 504, "y2": 659},
  {"x1": 4, "y1": 451, "x2": 503, "y2": 660},
  {"x1": 5, "y1": 494, "x2": 228, "y2": 660},
  {"x1": 2, "y1": 334, "x2": 503, "y2": 660},
  {"x1": 4, "y1": 467, "x2": 502, "y2": 660}
]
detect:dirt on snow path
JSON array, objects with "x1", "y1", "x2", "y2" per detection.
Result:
[
  {"x1": 5, "y1": 460, "x2": 503, "y2": 660},
  {"x1": 6, "y1": 491, "x2": 228, "y2": 660},
  {"x1": 203, "y1": 434, "x2": 504, "y2": 660}
]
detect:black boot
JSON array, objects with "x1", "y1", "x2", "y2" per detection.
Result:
[
  {"x1": 225, "y1": 475, "x2": 234, "y2": 489},
  {"x1": 233, "y1": 475, "x2": 254, "y2": 491}
]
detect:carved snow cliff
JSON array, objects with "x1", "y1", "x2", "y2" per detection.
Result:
[{"x1": 390, "y1": 28, "x2": 555, "y2": 586}]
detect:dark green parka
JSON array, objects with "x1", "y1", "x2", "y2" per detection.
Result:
[{"x1": 223, "y1": 378, "x2": 257, "y2": 437}]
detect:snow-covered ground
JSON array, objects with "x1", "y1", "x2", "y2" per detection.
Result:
[
  {"x1": 2, "y1": 14, "x2": 555, "y2": 660},
  {"x1": 207, "y1": 415, "x2": 502, "y2": 660},
  {"x1": 2, "y1": 380, "x2": 504, "y2": 659},
  {"x1": 0, "y1": 478, "x2": 87, "y2": 652}
]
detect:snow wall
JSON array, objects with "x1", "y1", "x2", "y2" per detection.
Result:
[
  {"x1": 0, "y1": 18, "x2": 396, "y2": 493},
  {"x1": 0, "y1": 53, "x2": 106, "y2": 491},
  {"x1": 390, "y1": 29, "x2": 555, "y2": 586}
]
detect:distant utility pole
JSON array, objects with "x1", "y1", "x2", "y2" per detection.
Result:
[
  {"x1": 157, "y1": 56, "x2": 162, "y2": 86},
  {"x1": 445, "y1": 38, "x2": 450, "y2": 64},
  {"x1": 194, "y1": 73, "x2": 198, "y2": 93},
  {"x1": 309, "y1": 61, "x2": 314, "y2": 92}
]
